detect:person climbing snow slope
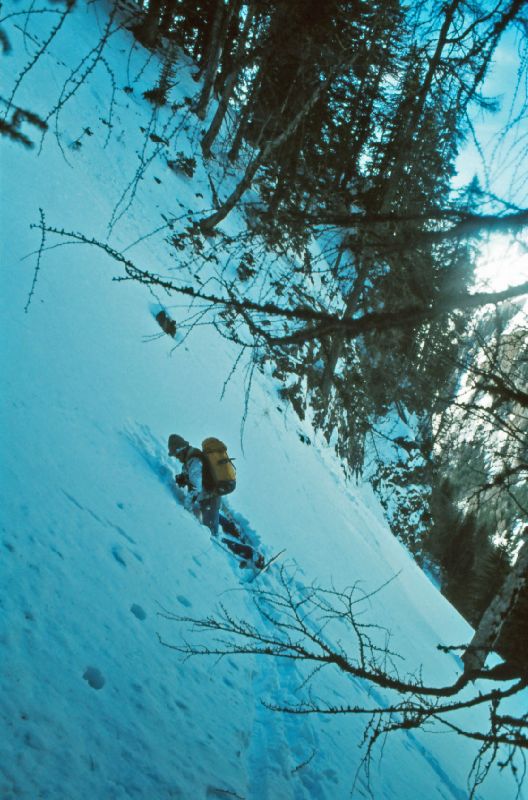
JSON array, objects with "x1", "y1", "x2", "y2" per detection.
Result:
[
  {"x1": 167, "y1": 434, "x2": 265, "y2": 570},
  {"x1": 168, "y1": 435, "x2": 226, "y2": 534}
]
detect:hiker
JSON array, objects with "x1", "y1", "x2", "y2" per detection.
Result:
[
  {"x1": 168, "y1": 434, "x2": 265, "y2": 570},
  {"x1": 168, "y1": 434, "x2": 235, "y2": 536}
]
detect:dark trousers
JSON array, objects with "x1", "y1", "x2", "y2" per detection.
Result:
[{"x1": 200, "y1": 494, "x2": 221, "y2": 536}]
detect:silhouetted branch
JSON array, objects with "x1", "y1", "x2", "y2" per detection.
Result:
[{"x1": 159, "y1": 565, "x2": 527, "y2": 796}]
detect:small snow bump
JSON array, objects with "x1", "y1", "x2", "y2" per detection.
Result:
[
  {"x1": 130, "y1": 604, "x2": 147, "y2": 621},
  {"x1": 83, "y1": 667, "x2": 105, "y2": 690},
  {"x1": 24, "y1": 731, "x2": 45, "y2": 750},
  {"x1": 111, "y1": 545, "x2": 127, "y2": 567}
]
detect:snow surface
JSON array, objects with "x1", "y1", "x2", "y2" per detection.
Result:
[{"x1": 1, "y1": 2, "x2": 525, "y2": 798}]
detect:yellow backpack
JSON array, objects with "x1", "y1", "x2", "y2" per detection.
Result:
[{"x1": 202, "y1": 437, "x2": 236, "y2": 495}]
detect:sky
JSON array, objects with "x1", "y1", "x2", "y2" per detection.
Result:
[{"x1": 454, "y1": 23, "x2": 528, "y2": 292}]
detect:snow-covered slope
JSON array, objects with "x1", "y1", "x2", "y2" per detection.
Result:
[{"x1": 1, "y1": 3, "x2": 524, "y2": 798}]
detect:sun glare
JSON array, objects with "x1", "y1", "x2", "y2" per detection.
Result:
[{"x1": 475, "y1": 236, "x2": 528, "y2": 293}]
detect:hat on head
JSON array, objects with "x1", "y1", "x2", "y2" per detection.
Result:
[{"x1": 168, "y1": 434, "x2": 189, "y2": 457}]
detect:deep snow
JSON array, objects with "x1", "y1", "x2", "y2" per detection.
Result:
[{"x1": 1, "y1": 2, "x2": 525, "y2": 798}]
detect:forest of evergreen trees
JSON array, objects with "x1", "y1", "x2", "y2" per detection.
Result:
[{"x1": 125, "y1": 0, "x2": 528, "y2": 672}]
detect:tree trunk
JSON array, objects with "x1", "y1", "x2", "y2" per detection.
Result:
[
  {"x1": 227, "y1": 81, "x2": 258, "y2": 161},
  {"x1": 198, "y1": 151, "x2": 262, "y2": 233},
  {"x1": 320, "y1": 254, "x2": 369, "y2": 396},
  {"x1": 375, "y1": 0, "x2": 461, "y2": 201},
  {"x1": 462, "y1": 531, "x2": 528, "y2": 674},
  {"x1": 227, "y1": 48, "x2": 270, "y2": 162},
  {"x1": 193, "y1": 0, "x2": 240, "y2": 120},
  {"x1": 133, "y1": 0, "x2": 164, "y2": 48},
  {"x1": 199, "y1": 73, "x2": 333, "y2": 232},
  {"x1": 201, "y1": 2, "x2": 255, "y2": 157},
  {"x1": 160, "y1": 0, "x2": 177, "y2": 37},
  {"x1": 193, "y1": 0, "x2": 226, "y2": 107},
  {"x1": 201, "y1": 69, "x2": 237, "y2": 157}
]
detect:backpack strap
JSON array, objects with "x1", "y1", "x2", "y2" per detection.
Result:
[
  {"x1": 184, "y1": 447, "x2": 203, "y2": 463},
  {"x1": 182, "y1": 448, "x2": 215, "y2": 493}
]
